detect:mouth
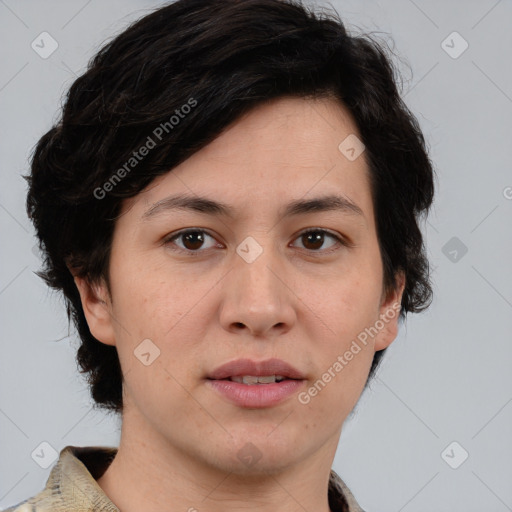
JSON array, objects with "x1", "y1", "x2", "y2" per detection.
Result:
[
  {"x1": 206, "y1": 358, "x2": 306, "y2": 408},
  {"x1": 213, "y1": 375, "x2": 291, "y2": 384},
  {"x1": 207, "y1": 357, "x2": 305, "y2": 381}
]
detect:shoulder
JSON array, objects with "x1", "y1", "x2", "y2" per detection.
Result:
[
  {"x1": 2, "y1": 491, "x2": 55, "y2": 511},
  {"x1": 329, "y1": 469, "x2": 367, "y2": 512},
  {"x1": 3, "y1": 501, "x2": 41, "y2": 511},
  {"x1": 2, "y1": 445, "x2": 119, "y2": 512}
]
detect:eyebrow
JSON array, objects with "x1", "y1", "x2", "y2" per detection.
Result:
[{"x1": 141, "y1": 193, "x2": 364, "y2": 221}]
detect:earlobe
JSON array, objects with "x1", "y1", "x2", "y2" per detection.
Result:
[
  {"x1": 73, "y1": 275, "x2": 116, "y2": 346},
  {"x1": 373, "y1": 271, "x2": 406, "y2": 352}
]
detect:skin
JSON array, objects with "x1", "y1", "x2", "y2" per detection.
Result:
[{"x1": 74, "y1": 95, "x2": 404, "y2": 512}]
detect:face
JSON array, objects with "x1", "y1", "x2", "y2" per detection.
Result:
[{"x1": 77, "y1": 96, "x2": 404, "y2": 475}]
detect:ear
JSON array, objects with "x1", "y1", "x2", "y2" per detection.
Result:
[
  {"x1": 73, "y1": 275, "x2": 116, "y2": 346},
  {"x1": 373, "y1": 271, "x2": 406, "y2": 352}
]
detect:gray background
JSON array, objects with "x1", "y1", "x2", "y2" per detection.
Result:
[{"x1": 1, "y1": 1, "x2": 511, "y2": 511}]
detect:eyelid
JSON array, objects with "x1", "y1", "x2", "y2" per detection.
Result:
[
  {"x1": 292, "y1": 227, "x2": 352, "y2": 252},
  {"x1": 163, "y1": 228, "x2": 221, "y2": 253},
  {"x1": 163, "y1": 227, "x2": 352, "y2": 255}
]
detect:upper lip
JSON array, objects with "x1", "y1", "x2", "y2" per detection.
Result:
[{"x1": 207, "y1": 358, "x2": 305, "y2": 380}]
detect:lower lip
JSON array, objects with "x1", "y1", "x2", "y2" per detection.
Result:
[{"x1": 206, "y1": 379, "x2": 305, "y2": 408}]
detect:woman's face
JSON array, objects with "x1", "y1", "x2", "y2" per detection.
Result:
[{"x1": 78, "y1": 95, "x2": 403, "y2": 474}]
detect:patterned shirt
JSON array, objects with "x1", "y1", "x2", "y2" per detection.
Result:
[{"x1": 4, "y1": 445, "x2": 365, "y2": 512}]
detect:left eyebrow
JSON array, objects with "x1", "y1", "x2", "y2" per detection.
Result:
[
  {"x1": 141, "y1": 193, "x2": 364, "y2": 221},
  {"x1": 282, "y1": 194, "x2": 364, "y2": 218},
  {"x1": 141, "y1": 194, "x2": 235, "y2": 221}
]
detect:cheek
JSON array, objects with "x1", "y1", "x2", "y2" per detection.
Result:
[
  {"x1": 110, "y1": 275, "x2": 203, "y2": 417},
  {"x1": 308, "y1": 269, "x2": 382, "y2": 345},
  {"x1": 109, "y1": 255, "x2": 182, "y2": 332},
  {"x1": 298, "y1": 317, "x2": 375, "y2": 425},
  {"x1": 108, "y1": 262, "x2": 210, "y2": 385},
  {"x1": 299, "y1": 268, "x2": 382, "y2": 400},
  {"x1": 295, "y1": 347, "x2": 373, "y2": 440}
]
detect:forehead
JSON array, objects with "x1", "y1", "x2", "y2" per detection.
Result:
[{"x1": 121, "y1": 95, "x2": 373, "y2": 224}]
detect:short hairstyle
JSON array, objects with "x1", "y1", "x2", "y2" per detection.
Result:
[{"x1": 26, "y1": 0, "x2": 435, "y2": 415}]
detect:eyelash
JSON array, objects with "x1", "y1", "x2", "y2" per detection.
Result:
[{"x1": 163, "y1": 228, "x2": 349, "y2": 256}]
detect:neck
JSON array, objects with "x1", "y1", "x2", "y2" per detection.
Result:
[{"x1": 96, "y1": 406, "x2": 339, "y2": 512}]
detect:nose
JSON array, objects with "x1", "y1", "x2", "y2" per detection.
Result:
[{"x1": 219, "y1": 240, "x2": 297, "y2": 338}]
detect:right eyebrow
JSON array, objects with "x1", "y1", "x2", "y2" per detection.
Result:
[{"x1": 141, "y1": 193, "x2": 364, "y2": 221}]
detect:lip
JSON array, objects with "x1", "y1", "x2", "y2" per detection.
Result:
[
  {"x1": 206, "y1": 358, "x2": 306, "y2": 408},
  {"x1": 207, "y1": 358, "x2": 305, "y2": 380}
]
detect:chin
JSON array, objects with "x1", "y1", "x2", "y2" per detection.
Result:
[
  {"x1": 218, "y1": 450, "x2": 298, "y2": 477},
  {"x1": 214, "y1": 434, "x2": 302, "y2": 476}
]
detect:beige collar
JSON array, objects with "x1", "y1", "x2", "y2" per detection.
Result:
[{"x1": 6, "y1": 445, "x2": 365, "y2": 512}]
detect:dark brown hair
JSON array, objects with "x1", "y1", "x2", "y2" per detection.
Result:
[{"x1": 26, "y1": 0, "x2": 435, "y2": 414}]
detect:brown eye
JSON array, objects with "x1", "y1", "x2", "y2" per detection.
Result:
[
  {"x1": 181, "y1": 231, "x2": 206, "y2": 250},
  {"x1": 292, "y1": 229, "x2": 342, "y2": 252},
  {"x1": 301, "y1": 231, "x2": 325, "y2": 250},
  {"x1": 165, "y1": 229, "x2": 218, "y2": 253}
]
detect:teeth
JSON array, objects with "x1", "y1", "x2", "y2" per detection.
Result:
[{"x1": 230, "y1": 375, "x2": 286, "y2": 384}]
